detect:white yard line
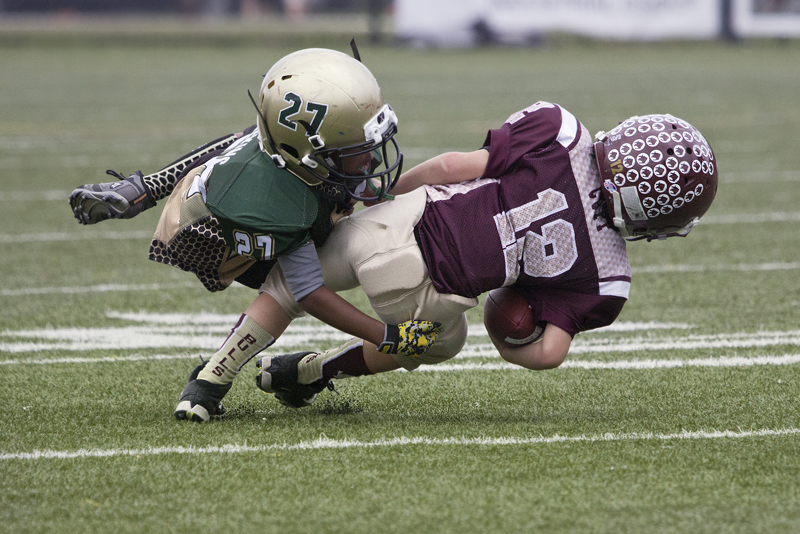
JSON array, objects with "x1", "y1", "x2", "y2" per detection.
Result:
[
  {"x1": 0, "y1": 332, "x2": 353, "y2": 353},
  {"x1": 0, "y1": 282, "x2": 199, "y2": 296},
  {"x1": 3, "y1": 351, "x2": 800, "y2": 372},
  {"x1": 1, "y1": 314, "x2": 798, "y2": 354},
  {"x1": 591, "y1": 321, "x2": 693, "y2": 332},
  {"x1": 106, "y1": 310, "x2": 245, "y2": 324},
  {"x1": 428, "y1": 354, "x2": 800, "y2": 371},
  {"x1": 104, "y1": 313, "x2": 690, "y2": 333},
  {"x1": 2, "y1": 259, "x2": 798, "y2": 298},
  {"x1": 0, "y1": 167, "x2": 797, "y2": 203},
  {"x1": 2, "y1": 427, "x2": 798, "y2": 461},
  {"x1": 0, "y1": 209, "x2": 798, "y2": 246},
  {"x1": 0, "y1": 190, "x2": 70, "y2": 201},
  {"x1": 721, "y1": 170, "x2": 800, "y2": 183},
  {"x1": 702, "y1": 212, "x2": 800, "y2": 224},
  {"x1": 0, "y1": 323, "x2": 351, "y2": 353},
  {"x1": 568, "y1": 330, "x2": 800, "y2": 353},
  {"x1": 0, "y1": 353, "x2": 200, "y2": 365},
  {"x1": 0, "y1": 230, "x2": 152, "y2": 243},
  {"x1": 633, "y1": 262, "x2": 800, "y2": 274},
  {"x1": 457, "y1": 330, "x2": 800, "y2": 358},
  {"x1": 5, "y1": 323, "x2": 799, "y2": 355}
]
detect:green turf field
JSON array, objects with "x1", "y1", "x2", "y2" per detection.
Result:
[{"x1": 2, "y1": 22, "x2": 800, "y2": 533}]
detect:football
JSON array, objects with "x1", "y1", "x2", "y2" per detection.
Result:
[{"x1": 483, "y1": 287, "x2": 545, "y2": 346}]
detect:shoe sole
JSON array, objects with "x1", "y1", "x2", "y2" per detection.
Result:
[
  {"x1": 275, "y1": 392, "x2": 318, "y2": 408},
  {"x1": 174, "y1": 400, "x2": 210, "y2": 422},
  {"x1": 255, "y1": 356, "x2": 275, "y2": 393}
]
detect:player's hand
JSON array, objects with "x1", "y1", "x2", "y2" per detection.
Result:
[
  {"x1": 330, "y1": 199, "x2": 356, "y2": 225},
  {"x1": 378, "y1": 320, "x2": 443, "y2": 357},
  {"x1": 68, "y1": 170, "x2": 154, "y2": 225},
  {"x1": 362, "y1": 197, "x2": 385, "y2": 208}
]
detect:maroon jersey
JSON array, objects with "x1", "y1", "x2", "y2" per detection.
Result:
[{"x1": 415, "y1": 102, "x2": 631, "y2": 335}]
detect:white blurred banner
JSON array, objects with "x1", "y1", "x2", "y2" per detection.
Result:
[
  {"x1": 734, "y1": 0, "x2": 800, "y2": 37},
  {"x1": 395, "y1": 0, "x2": 800, "y2": 46}
]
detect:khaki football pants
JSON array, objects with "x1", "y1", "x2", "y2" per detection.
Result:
[{"x1": 260, "y1": 187, "x2": 478, "y2": 370}]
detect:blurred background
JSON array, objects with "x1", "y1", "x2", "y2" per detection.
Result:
[{"x1": 1, "y1": 0, "x2": 799, "y2": 45}]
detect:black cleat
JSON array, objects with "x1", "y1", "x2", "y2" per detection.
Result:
[
  {"x1": 174, "y1": 361, "x2": 232, "y2": 422},
  {"x1": 255, "y1": 352, "x2": 332, "y2": 409}
]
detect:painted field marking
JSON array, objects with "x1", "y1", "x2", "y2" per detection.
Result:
[
  {"x1": 4, "y1": 352, "x2": 800, "y2": 371},
  {"x1": 4, "y1": 327, "x2": 798, "y2": 355},
  {"x1": 0, "y1": 314, "x2": 689, "y2": 354},
  {"x1": 457, "y1": 330, "x2": 800, "y2": 358},
  {"x1": 105, "y1": 312, "x2": 689, "y2": 333},
  {"x1": 0, "y1": 230, "x2": 152, "y2": 243},
  {"x1": 2, "y1": 427, "x2": 798, "y2": 461},
  {"x1": 0, "y1": 190, "x2": 70, "y2": 201},
  {"x1": 428, "y1": 354, "x2": 800, "y2": 371},
  {"x1": 0, "y1": 282, "x2": 199, "y2": 296},
  {"x1": 702, "y1": 211, "x2": 800, "y2": 224},
  {"x1": 0, "y1": 315, "x2": 354, "y2": 353},
  {"x1": 106, "y1": 310, "x2": 244, "y2": 324},
  {"x1": 0, "y1": 209, "x2": 798, "y2": 246},
  {"x1": 0, "y1": 328, "x2": 766, "y2": 353},
  {"x1": 2, "y1": 309, "x2": 799, "y2": 354},
  {"x1": 0, "y1": 330, "x2": 347, "y2": 353},
  {"x1": 3, "y1": 257, "x2": 798, "y2": 298},
  {"x1": 0, "y1": 166, "x2": 797, "y2": 204},
  {"x1": 465, "y1": 321, "x2": 692, "y2": 338},
  {"x1": 0, "y1": 353, "x2": 200, "y2": 365},
  {"x1": 592, "y1": 321, "x2": 693, "y2": 332},
  {"x1": 722, "y1": 170, "x2": 800, "y2": 183},
  {"x1": 633, "y1": 262, "x2": 800, "y2": 274}
]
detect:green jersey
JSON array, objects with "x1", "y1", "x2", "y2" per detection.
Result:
[
  {"x1": 148, "y1": 128, "x2": 340, "y2": 293},
  {"x1": 202, "y1": 130, "x2": 336, "y2": 261}
]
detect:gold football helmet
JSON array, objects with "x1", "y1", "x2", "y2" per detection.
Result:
[{"x1": 254, "y1": 48, "x2": 403, "y2": 202}]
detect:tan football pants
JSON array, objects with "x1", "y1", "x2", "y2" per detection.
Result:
[{"x1": 260, "y1": 187, "x2": 478, "y2": 370}]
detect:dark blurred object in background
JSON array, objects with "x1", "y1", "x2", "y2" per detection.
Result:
[{"x1": 1, "y1": 0, "x2": 391, "y2": 15}]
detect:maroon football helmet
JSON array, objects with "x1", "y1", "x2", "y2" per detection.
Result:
[{"x1": 593, "y1": 114, "x2": 718, "y2": 241}]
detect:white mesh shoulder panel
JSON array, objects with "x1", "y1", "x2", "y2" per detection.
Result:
[{"x1": 569, "y1": 121, "x2": 632, "y2": 298}]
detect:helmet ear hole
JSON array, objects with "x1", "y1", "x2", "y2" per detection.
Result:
[{"x1": 280, "y1": 144, "x2": 299, "y2": 159}]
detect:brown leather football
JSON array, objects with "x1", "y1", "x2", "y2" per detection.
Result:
[{"x1": 484, "y1": 288, "x2": 545, "y2": 346}]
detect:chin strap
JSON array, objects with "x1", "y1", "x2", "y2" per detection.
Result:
[
  {"x1": 365, "y1": 178, "x2": 395, "y2": 201},
  {"x1": 644, "y1": 217, "x2": 701, "y2": 242},
  {"x1": 608, "y1": 189, "x2": 631, "y2": 238},
  {"x1": 612, "y1": 190, "x2": 702, "y2": 242}
]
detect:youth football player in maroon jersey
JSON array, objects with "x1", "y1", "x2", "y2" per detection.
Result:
[{"x1": 253, "y1": 101, "x2": 718, "y2": 408}]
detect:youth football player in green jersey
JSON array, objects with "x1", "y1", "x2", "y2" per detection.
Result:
[{"x1": 69, "y1": 47, "x2": 442, "y2": 422}]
